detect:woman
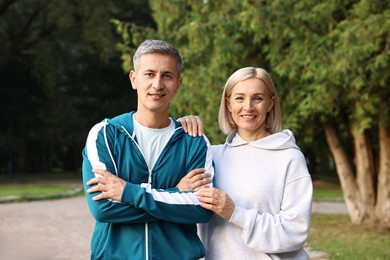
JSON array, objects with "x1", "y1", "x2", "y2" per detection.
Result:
[{"x1": 179, "y1": 67, "x2": 312, "y2": 259}]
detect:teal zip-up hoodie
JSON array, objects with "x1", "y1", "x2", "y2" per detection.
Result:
[{"x1": 82, "y1": 112, "x2": 214, "y2": 260}]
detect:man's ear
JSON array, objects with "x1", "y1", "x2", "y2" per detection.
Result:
[
  {"x1": 129, "y1": 70, "x2": 137, "y2": 90},
  {"x1": 174, "y1": 76, "x2": 183, "y2": 94}
]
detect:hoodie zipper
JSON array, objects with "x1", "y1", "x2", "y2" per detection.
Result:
[
  {"x1": 120, "y1": 126, "x2": 151, "y2": 260},
  {"x1": 120, "y1": 124, "x2": 182, "y2": 260},
  {"x1": 145, "y1": 169, "x2": 152, "y2": 260}
]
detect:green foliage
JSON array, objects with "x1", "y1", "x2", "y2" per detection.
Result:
[
  {"x1": 113, "y1": 0, "x2": 390, "y2": 177},
  {"x1": 147, "y1": 0, "x2": 273, "y2": 143},
  {"x1": 0, "y1": 0, "x2": 156, "y2": 173}
]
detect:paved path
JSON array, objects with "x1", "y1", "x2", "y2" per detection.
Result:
[
  {"x1": 0, "y1": 196, "x2": 94, "y2": 260},
  {"x1": 0, "y1": 196, "x2": 347, "y2": 260},
  {"x1": 312, "y1": 201, "x2": 348, "y2": 215}
]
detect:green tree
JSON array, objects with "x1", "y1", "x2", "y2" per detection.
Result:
[
  {"x1": 0, "y1": 0, "x2": 156, "y2": 174},
  {"x1": 260, "y1": 0, "x2": 390, "y2": 227},
  {"x1": 116, "y1": 0, "x2": 390, "y2": 227}
]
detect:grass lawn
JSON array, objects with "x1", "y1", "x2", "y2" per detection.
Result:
[
  {"x1": 308, "y1": 214, "x2": 390, "y2": 259},
  {"x1": 312, "y1": 179, "x2": 344, "y2": 202},
  {"x1": 0, "y1": 184, "x2": 82, "y2": 201},
  {"x1": 0, "y1": 171, "x2": 83, "y2": 202},
  {"x1": 309, "y1": 179, "x2": 390, "y2": 259}
]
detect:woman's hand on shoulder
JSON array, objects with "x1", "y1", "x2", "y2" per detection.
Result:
[{"x1": 177, "y1": 115, "x2": 204, "y2": 137}]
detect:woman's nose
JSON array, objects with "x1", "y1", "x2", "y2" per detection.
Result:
[{"x1": 243, "y1": 100, "x2": 254, "y2": 111}]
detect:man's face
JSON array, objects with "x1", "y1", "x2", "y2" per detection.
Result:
[{"x1": 130, "y1": 53, "x2": 182, "y2": 115}]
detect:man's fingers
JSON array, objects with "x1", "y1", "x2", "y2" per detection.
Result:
[
  {"x1": 93, "y1": 168, "x2": 112, "y2": 177},
  {"x1": 92, "y1": 193, "x2": 105, "y2": 201},
  {"x1": 186, "y1": 168, "x2": 205, "y2": 178},
  {"x1": 193, "y1": 179, "x2": 212, "y2": 191},
  {"x1": 87, "y1": 183, "x2": 106, "y2": 193},
  {"x1": 87, "y1": 177, "x2": 100, "y2": 186},
  {"x1": 194, "y1": 175, "x2": 212, "y2": 185},
  {"x1": 191, "y1": 173, "x2": 211, "y2": 184},
  {"x1": 199, "y1": 173, "x2": 211, "y2": 181}
]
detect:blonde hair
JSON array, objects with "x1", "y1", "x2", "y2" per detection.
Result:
[{"x1": 218, "y1": 67, "x2": 283, "y2": 135}]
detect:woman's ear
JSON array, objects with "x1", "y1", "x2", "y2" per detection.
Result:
[
  {"x1": 268, "y1": 96, "x2": 275, "y2": 112},
  {"x1": 226, "y1": 98, "x2": 232, "y2": 112}
]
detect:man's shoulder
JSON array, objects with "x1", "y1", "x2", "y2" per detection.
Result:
[
  {"x1": 176, "y1": 132, "x2": 211, "y2": 150},
  {"x1": 109, "y1": 112, "x2": 134, "y2": 125}
]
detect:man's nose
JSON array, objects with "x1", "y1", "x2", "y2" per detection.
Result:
[{"x1": 152, "y1": 76, "x2": 163, "y2": 89}]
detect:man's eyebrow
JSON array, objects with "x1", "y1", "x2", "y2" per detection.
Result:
[
  {"x1": 143, "y1": 69, "x2": 156, "y2": 73},
  {"x1": 162, "y1": 71, "x2": 175, "y2": 75},
  {"x1": 141, "y1": 69, "x2": 175, "y2": 75}
]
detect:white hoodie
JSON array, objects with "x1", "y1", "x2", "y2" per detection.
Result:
[{"x1": 199, "y1": 130, "x2": 312, "y2": 260}]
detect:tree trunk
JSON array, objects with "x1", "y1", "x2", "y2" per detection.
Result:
[
  {"x1": 376, "y1": 124, "x2": 390, "y2": 228},
  {"x1": 354, "y1": 130, "x2": 376, "y2": 223},
  {"x1": 323, "y1": 122, "x2": 365, "y2": 223}
]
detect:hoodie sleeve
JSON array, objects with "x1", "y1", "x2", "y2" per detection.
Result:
[
  {"x1": 82, "y1": 121, "x2": 160, "y2": 224},
  {"x1": 228, "y1": 151, "x2": 312, "y2": 253},
  {"x1": 120, "y1": 136, "x2": 215, "y2": 224}
]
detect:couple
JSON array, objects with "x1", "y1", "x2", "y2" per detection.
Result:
[{"x1": 82, "y1": 39, "x2": 312, "y2": 259}]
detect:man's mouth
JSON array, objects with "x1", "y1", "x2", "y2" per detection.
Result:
[{"x1": 149, "y1": 93, "x2": 166, "y2": 98}]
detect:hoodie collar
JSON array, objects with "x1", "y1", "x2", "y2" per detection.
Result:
[{"x1": 226, "y1": 129, "x2": 300, "y2": 150}]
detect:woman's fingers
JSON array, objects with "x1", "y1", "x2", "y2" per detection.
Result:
[{"x1": 178, "y1": 115, "x2": 204, "y2": 137}]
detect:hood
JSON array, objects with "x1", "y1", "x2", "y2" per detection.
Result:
[
  {"x1": 226, "y1": 129, "x2": 299, "y2": 151},
  {"x1": 105, "y1": 112, "x2": 185, "y2": 141}
]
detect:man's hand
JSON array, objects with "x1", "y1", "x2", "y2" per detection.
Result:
[
  {"x1": 87, "y1": 169, "x2": 127, "y2": 202},
  {"x1": 176, "y1": 168, "x2": 212, "y2": 191}
]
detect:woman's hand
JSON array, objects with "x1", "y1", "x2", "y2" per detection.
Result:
[
  {"x1": 176, "y1": 168, "x2": 212, "y2": 191},
  {"x1": 177, "y1": 115, "x2": 204, "y2": 137},
  {"x1": 197, "y1": 187, "x2": 235, "y2": 221}
]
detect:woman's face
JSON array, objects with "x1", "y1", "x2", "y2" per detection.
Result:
[{"x1": 227, "y1": 78, "x2": 274, "y2": 140}]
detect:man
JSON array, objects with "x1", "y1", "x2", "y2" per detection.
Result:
[{"x1": 82, "y1": 39, "x2": 214, "y2": 260}]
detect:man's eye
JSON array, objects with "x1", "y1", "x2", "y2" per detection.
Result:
[{"x1": 163, "y1": 74, "x2": 173, "y2": 79}]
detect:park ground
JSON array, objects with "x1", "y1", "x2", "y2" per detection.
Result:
[{"x1": 0, "y1": 177, "x2": 351, "y2": 260}]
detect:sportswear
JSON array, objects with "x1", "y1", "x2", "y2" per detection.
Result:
[
  {"x1": 82, "y1": 112, "x2": 214, "y2": 260},
  {"x1": 199, "y1": 130, "x2": 312, "y2": 259}
]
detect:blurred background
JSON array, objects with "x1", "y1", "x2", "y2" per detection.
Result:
[{"x1": 0, "y1": 0, "x2": 389, "y2": 258}]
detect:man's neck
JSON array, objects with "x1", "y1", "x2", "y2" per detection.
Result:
[{"x1": 134, "y1": 111, "x2": 171, "y2": 129}]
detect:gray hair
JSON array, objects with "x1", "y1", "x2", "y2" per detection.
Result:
[{"x1": 132, "y1": 39, "x2": 184, "y2": 74}]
